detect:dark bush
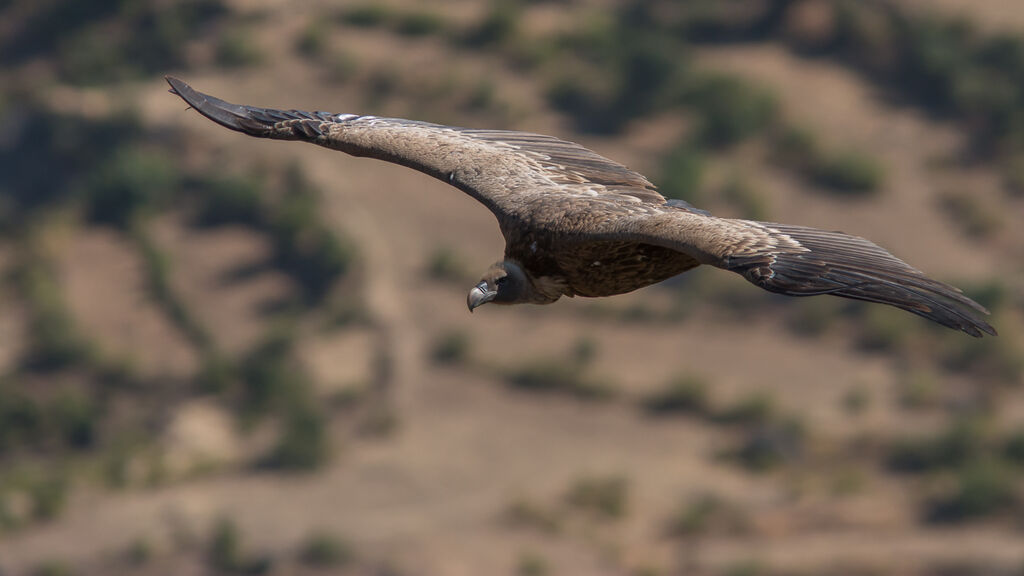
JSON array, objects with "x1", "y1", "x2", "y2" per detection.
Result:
[
  {"x1": 658, "y1": 144, "x2": 705, "y2": 204},
  {"x1": 729, "y1": 419, "x2": 805, "y2": 472},
  {"x1": 713, "y1": 392, "x2": 774, "y2": 427},
  {"x1": 667, "y1": 492, "x2": 747, "y2": 537},
  {"x1": 431, "y1": 330, "x2": 471, "y2": 365},
  {"x1": 48, "y1": 392, "x2": 98, "y2": 451},
  {"x1": 263, "y1": 403, "x2": 329, "y2": 471},
  {"x1": 564, "y1": 475, "x2": 628, "y2": 519},
  {"x1": 927, "y1": 459, "x2": 1016, "y2": 523},
  {"x1": 85, "y1": 148, "x2": 177, "y2": 227},
  {"x1": 193, "y1": 175, "x2": 264, "y2": 228},
  {"x1": 0, "y1": 384, "x2": 44, "y2": 454},
  {"x1": 0, "y1": 109, "x2": 142, "y2": 222},
  {"x1": 216, "y1": 28, "x2": 264, "y2": 69},
  {"x1": 299, "y1": 531, "x2": 352, "y2": 567},
  {"x1": 340, "y1": 4, "x2": 390, "y2": 28},
  {"x1": 643, "y1": 375, "x2": 709, "y2": 416},
  {"x1": 887, "y1": 421, "x2": 981, "y2": 473},
  {"x1": 811, "y1": 150, "x2": 885, "y2": 195},
  {"x1": 17, "y1": 257, "x2": 93, "y2": 372},
  {"x1": 395, "y1": 12, "x2": 445, "y2": 37},
  {"x1": 505, "y1": 360, "x2": 613, "y2": 400},
  {"x1": 461, "y1": 0, "x2": 521, "y2": 48},
  {"x1": 682, "y1": 74, "x2": 778, "y2": 148},
  {"x1": 295, "y1": 21, "x2": 328, "y2": 58}
]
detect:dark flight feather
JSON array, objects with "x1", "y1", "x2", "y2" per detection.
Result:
[{"x1": 166, "y1": 77, "x2": 996, "y2": 337}]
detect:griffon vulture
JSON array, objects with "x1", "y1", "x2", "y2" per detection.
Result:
[{"x1": 166, "y1": 77, "x2": 995, "y2": 337}]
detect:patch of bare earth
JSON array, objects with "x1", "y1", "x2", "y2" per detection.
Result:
[
  {"x1": 150, "y1": 214, "x2": 295, "y2": 357},
  {"x1": 57, "y1": 226, "x2": 199, "y2": 379},
  {"x1": 891, "y1": 0, "x2": 1024, "y2": 33}
]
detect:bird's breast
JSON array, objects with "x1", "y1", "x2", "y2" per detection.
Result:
[{"x1": 508, "y1": 236, "x2": 700, "y2": 298}]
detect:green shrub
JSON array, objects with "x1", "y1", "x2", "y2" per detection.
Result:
[
  {"x1": 505, "y1": 360, "x2": 614, "y2": 400},
  {"x1": 394, "y1": 12, "x2": 445, "y2": 37},
  {"x1": 295, "y1": 20, "x2": 328, "y2": 58},
  {"x1": 729, "y1": 419, "x2": 805, "y2": 472},
  {"x1": 786, "y1": 297, "x2": 840, "y2": 337},
  {"x1": 207, "y1": 518, "x2": 242, "y2": 572},
  {"x1": 0, "y1": 384, "x2": 44, "y2": 454},
  {"x1": 466, "y1": 78, "x2": 497, "y2": 112},
  {"x1": 571, "y1": 337, "x2": 598, "y2": 366},
  {"x1": 856, "y1": 305, "x2": 915, "y2": 352},
  {"x1": 340, "y1": 4, "x2": 390, "y2": 28},
  {"x1": 1003, "y1": 430, "x2": 1024, "y2": 466},
  {"x1": 124, "y1": 538, "x2": 153, "y2": 566},
  {"x1": 194, "y1": 175, "x2": 264, "y2": 228},
  {"x1": 426, "y1": 246, "x2": 469, "y2": 282},
  {"x1": 659, "y1": 144, "x2": 704, "y2": 203},
  {"x1": 812, "y1": 150, "x2": 885, "y2": 195},
  {"x1": 29, "y1": 472, "x2": 69, "y2": 521},
  {"x1": 504, "y1": 499, "x2": 561, "y2": 534},
  {"x1": 48, "y1": 392, "x2": 98, "y2": 450},
  {"x1": 1004, "y1": 155, "x2": 1024, "y2": 197},
  {"x1": 841, "y1": 385, "x2": 870, "y2": 415},
  {"x1": 262, "y1": 402, "x2": 329, "y2": 471},
  {"x1": 215, "y1": 28, "x2": 264, "y2": 69},
  {"x1": 937, "y1": 189, "x2": 1002, "y2": 239},
  {"x1": 325, "y1": 50, "x2": 359, "y2": 84},
  {"x1": 682, "y1": 74, "x2": 778, "y2": 148},
  {"x1": 239, "y1": 331, "x2": 307, "y2": 421},
  {"x1": 713, "y1": 392, "x2": 773, "y2": 427},
  {"x1": 462, "y1": 0, "x2": 521, "y2": 48},
  {"x1": 517, "y1": 552, "x2": 549, "y2": 576},
  {"x1": 666, "y1": 492, "x2": 746, "y2": 537},
  {"x1": 299, "y1": 530, "x2": 352, "y2": 567},
  {"x1": 942, "y1": 328, "x2": 1024, "y2": 386},
  {"x1": 927, "y1": 459, "x2": 1017, "y2": 523},
  {"x1": 887, "y1": 421, "x2": 981, "y2": 473},
  {"x1": 271, "y1": 168, "x2": 356, "y2": 303},
  {"x1": 134, "y1": 227, "x2": 215, "y2": 355},
  {"x1": 643, "y1": 375, "x2": 709, "y2": 416},
  {"x1": 17, "y1": 256, "x2": 93, "y2": 372},
  {"x1": 564, "y1": 475, "x2": 628, "y2": 519},
  {"x1": 431, "y1": 330, "x2": 471, "y2": 365},
  {"x1": 896, "y1": 370, "x2": 940, "y2": 411},
  {"x1": 31, "y1": 560, "x2": 73, "y2": 576},
  {"x1": 770, "y1": 126, "x2": 820, "y2": 171},
  {"x1": 0, "y1": 108, "x2": 142, "y2": 223},
  {"x1": 720, "y1": 176, "x2": 768, "y2": 220}
]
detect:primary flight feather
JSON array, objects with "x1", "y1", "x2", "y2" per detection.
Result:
[{"x1": 166, "y1": 77, "x2": 995, "y2": 337}]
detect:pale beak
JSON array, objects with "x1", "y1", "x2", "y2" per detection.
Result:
[{"x1": 467, "y1": 281, "x2": 497, "y2": 312}]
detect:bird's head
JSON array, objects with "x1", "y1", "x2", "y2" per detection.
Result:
[{"x1": 467, "y1": 261, "x2": 530, "y2": 311}]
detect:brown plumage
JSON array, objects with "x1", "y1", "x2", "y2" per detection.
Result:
[{"x1": 166, "y1": 77, "x2": 996, "y2": 337}]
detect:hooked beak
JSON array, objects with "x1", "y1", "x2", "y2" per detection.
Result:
[{"x1": 467, "y1": 281, "x2": 497, "y2": 312}]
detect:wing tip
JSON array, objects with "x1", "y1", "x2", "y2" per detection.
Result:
[{"x1": 165, "y1": 76, "x2": 273, "y2": 136}]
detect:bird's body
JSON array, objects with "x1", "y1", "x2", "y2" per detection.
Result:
[{"x1": 166, "y1": 77, "x2": 995, "y2": 337}]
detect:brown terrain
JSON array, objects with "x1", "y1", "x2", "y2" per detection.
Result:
[{"x1": 1, "y1": 1, "x2": 1023, "y2": 575}]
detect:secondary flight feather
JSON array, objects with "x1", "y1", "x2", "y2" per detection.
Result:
[{"x1": 166, "y1": 76, "x2": 995, "y2": 337}]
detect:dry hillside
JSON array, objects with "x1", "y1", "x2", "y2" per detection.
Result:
[{"x1": 1, "y1": 1, "x2": 1023, "y2": 575}]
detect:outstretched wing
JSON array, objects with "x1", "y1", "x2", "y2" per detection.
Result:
[
  {"x1": 165, "y1": 77, "x2": 674, "y2": 220},
  {"x1": 602, "y1": 211, "x2": 996, "y2": 337}
]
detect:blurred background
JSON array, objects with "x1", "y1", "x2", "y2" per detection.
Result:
[{"x1": 1, "y1": 0, "x2": 1023, "y2": 574}]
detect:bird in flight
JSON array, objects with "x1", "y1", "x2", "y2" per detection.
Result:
[{"x1": 166, "y1": 77, "x2": 995, "y2": 337}]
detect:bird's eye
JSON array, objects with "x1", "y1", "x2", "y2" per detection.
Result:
[{"x1": 495, "y1": 276, "x2": 508, "y2": 287}]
